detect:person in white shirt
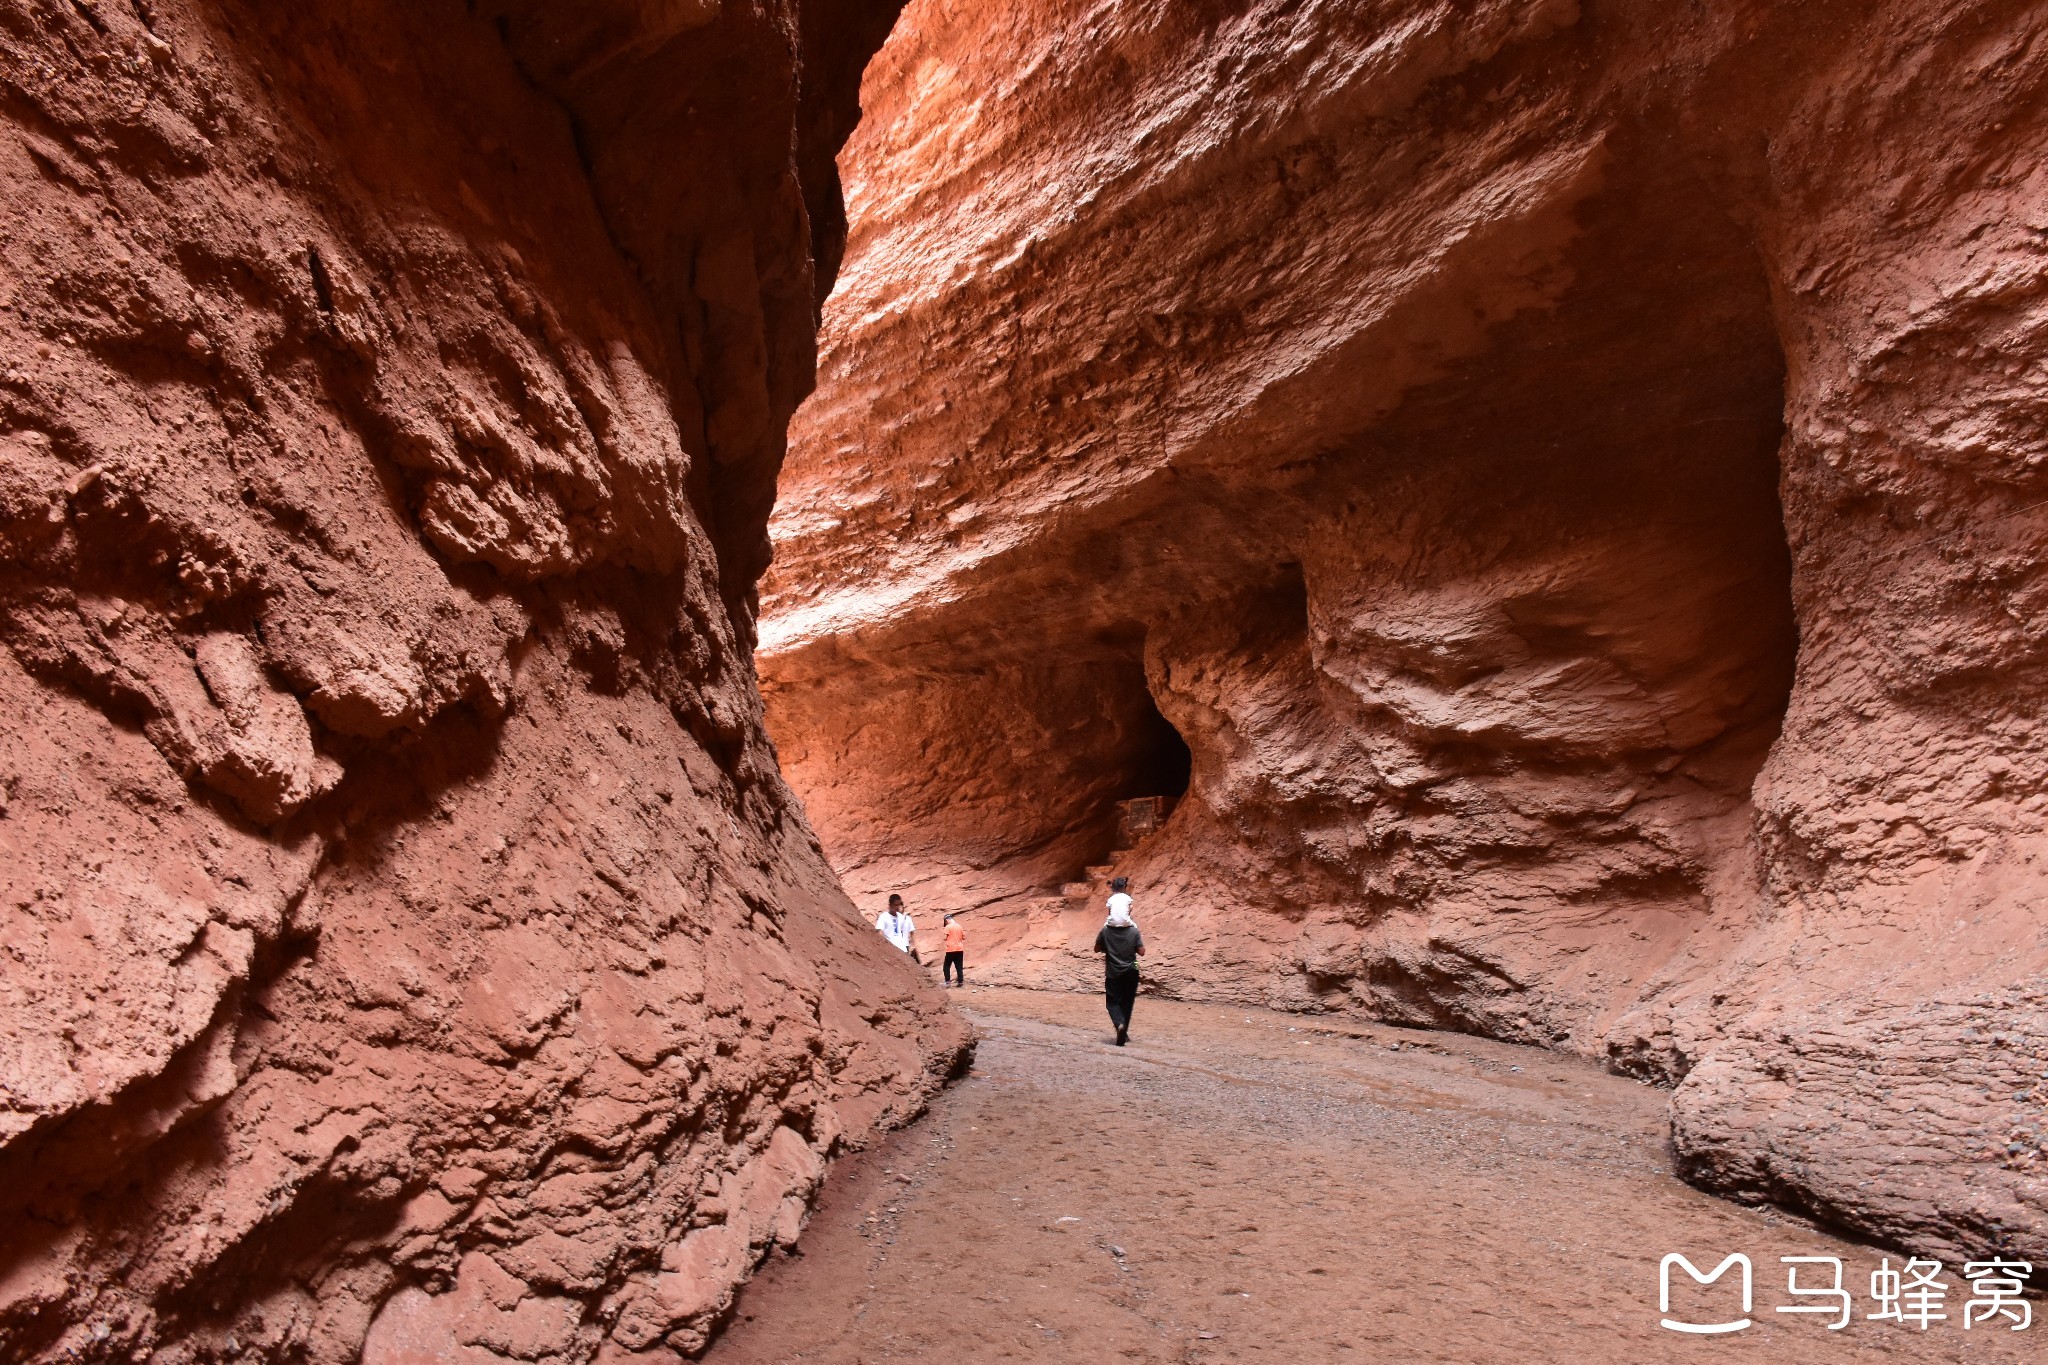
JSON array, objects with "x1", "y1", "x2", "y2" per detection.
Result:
[
  {"x1": 875, "y1": 893, "x2": 918, "y2": 961},
  {"x1": 1105, "y1": 882, "x2": 1135, "y2": 925}
]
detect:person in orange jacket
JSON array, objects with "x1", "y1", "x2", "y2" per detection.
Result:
[{"x1": 941, "y1": 913, "x2": 967, "y2": 988}]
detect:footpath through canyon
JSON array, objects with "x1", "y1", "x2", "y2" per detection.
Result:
[
  {"x1": 709, "y1": 988, "x2": 2037, "y2": 1364},
  {"x1": 1, "y1": 0, "x2": 2046, "y2": 1363}
]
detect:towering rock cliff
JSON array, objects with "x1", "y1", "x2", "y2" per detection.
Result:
[
  {"x1": 0, "y1": 2, "x2": 968, "y2": 1362},
  {"x1": 762, "y1": 0, "x2": 2048, "y2": 1263}
]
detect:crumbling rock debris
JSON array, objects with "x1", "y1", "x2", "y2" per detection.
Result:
[
  {"x1": 0, "y1": 1, "x2": 967, "y2": 1363},
  {"x1": 761, "y1": 0, "x2": 2048, "y2": 1264}
]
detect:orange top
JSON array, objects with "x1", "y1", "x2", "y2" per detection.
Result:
[{"x1": 944, "y1": 923, "x2": 966, "y2": 951}]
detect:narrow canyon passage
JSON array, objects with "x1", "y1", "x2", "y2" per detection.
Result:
[
  {"x1": 5, "y1": 0, "x2": 2048, "y2": 1360},
  {"x1": 707, "y1": 991, "x2": 2032, "y2": 1364},
  {"x1": 761, "y1": 0, "x2": 2048, "y2": 1290}
]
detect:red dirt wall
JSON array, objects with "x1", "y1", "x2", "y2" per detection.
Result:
[{"x1": 0, "y1": 2, "x2": 968, "y2": 1362}]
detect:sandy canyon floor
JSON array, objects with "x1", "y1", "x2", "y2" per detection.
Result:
[{"x1": 706, "y1": 988, "x2": 2031, "y2": 1364}]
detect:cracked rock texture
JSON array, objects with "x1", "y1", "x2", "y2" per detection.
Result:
[
  {"x1": 0, "y1": 1, "x2": 969, "y2": 1362},
  {"x1": 761, "y1": 0, "x2": 2048, "y2": 1264}
]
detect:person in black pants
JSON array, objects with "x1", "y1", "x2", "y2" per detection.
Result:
[{"x1": 1093, "y1": 877, "x2": 1145, "y2": 1045}]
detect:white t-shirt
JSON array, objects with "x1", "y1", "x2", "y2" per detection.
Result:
[
  {"x1": 1106, "y1": 892, "x2": 1134, "y2": 921},
  {"x1": 876, "y1": 910, "x2": 915, "y2": 951}
]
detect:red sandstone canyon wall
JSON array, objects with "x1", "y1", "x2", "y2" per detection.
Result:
[
  {"x1": 762, "y1": 0, "x2": 2048, "y2": 1263},
  {"x1": 0, "y1": 2, "x2": 970, "y2": 1362}
]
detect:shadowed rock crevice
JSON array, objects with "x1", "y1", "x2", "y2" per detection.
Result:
[{"x1": 1122, "y1": 678, "x2": 1193, "y2": 809}]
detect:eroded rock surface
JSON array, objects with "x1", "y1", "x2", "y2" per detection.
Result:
[
  {"x1": 0, "y1": 2, "x2": 968, "y2": 1362},
  {"x1": 762, "y1": 0, "x2": 2048, "y2": 1262}
]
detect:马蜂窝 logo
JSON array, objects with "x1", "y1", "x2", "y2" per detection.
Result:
[
  {"x1": 1660, "y1": 1253, "x2": 1753, "y2": 1335},
  {"x1": 1658, "y1": 1252, "x2": 2032, "y2": 1334}
]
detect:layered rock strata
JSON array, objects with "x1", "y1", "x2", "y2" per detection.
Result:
[
  {"x1": 762, "y1": 0, "x2": 2048, "y2": 1263},
  {"x1": 0, "y1": 2, "x2": 968, "y2": 1362}
]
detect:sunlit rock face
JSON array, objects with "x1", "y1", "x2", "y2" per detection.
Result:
[
  {"x1": 0, "y1": 2, "x2": 972, "y2": 1363},
  {"x1": 762, "y1": 0, "x2": 2048, "y2": 1262}
]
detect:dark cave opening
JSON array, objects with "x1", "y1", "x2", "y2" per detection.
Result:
[
  {"x1": 1053, "y1": 662, "x2": 1196, "y2": 872},
  {"x1": 1120, "y1": 680, "x2": 1192, "y2": 804}
]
